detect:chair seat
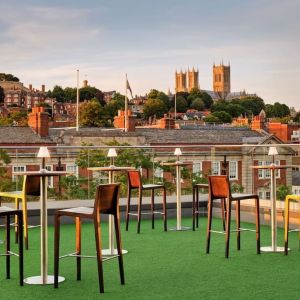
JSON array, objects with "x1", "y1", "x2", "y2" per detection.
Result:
[
  {"x1": 142, "y1": 184, "x2": 164, "y2": 190},
  {"x1": 59, "y1": 206, "x2": 93, "y2": 215},
  {"x1": 231, "y1": 193, "x2": 258, "y2": 200},
  {"x1": 0, "y1": 191, "x2": 23, "y2": 198},
  {"x1": 0, "y1": 206, "x2": 18, "y2": 214}
]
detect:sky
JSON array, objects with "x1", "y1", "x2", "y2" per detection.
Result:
[{"x1": 1, "y1": 0, "x2": 300, "y2": 109}]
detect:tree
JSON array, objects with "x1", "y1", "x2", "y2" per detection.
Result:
[
  {"x1": 48, "y1": 85, "x2": 65, "y2": 102},
  {"x1": 239, "y1": 96, "x2": 265, "y2": 116},
  {"x1": 187, "y1": 88, "x2": 213, "y2": 109},
  {"x1": 0, "y1": 73, "x2": 19, "y2": 82},
  {"x1": 204, "y1": 115, "x2": 220, "y2": 123},
  {"x1": 190, "y1": 98, "x2": 205, "y2": 111},
  {"x1": 212, "y1": 111, "x2": 232, "y2": 123},
  {"x1": 293, "y1": 112, "x2": 300, "y2": 123},
  {"x1": 176, "y1": 96, "x2": 188, "y2": 113},
  {"x1": 143, "y1": 99, "x2": 168, "y2": 119},
  {"x1": 226, "y1": 103, "x2": 244, "y2": 117},
  {"x1": 64, "y1": 87, "x2": 76, "y2": 102},
  {"x1": 79, "y1": 86, "x2": 100, "y2": 102},
  {"x1": 79, "y1": 100, "x2": 102, "y2": 126},
  {"x1": 148, "y1": 89, "x2": 170, "y2": 110},
  {"x1": 0, "y1": 86, "x2": 4, "y2": 104}
]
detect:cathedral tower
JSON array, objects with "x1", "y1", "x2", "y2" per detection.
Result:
[
  {"x1": 213, "y1": 63, "x2": 231, "y2": 98},
  {"x1": 175, "y1": 70, "x2": 187, "y2": 93},
  {"x1": 188, "y1": 68, "x2": 199, "y2": 92}
]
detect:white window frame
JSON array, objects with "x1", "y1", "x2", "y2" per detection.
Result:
[
  {"x1": 12, "y1": 165, "x2": 26, "y2": 181},
  {"x1": 44, "y1": 165, "x2": 53, "y2": 188},
  {"x1": 154, "y1": 167, "x2": 163, "y2": 179},
  {"x1": 257, "y1": 160, "x2": 280, "y2": 179},
  {"x1": 211, "y1": 161, "x2": 220, "y2": 175},
  {"x1": 228, "y1": 161, "x2": 238, "y2": 180},
  {"x1": 66, "y1": 164, "x2": 78, "y2": 178},
  {"x1": 193, "y1": 161, "x2": 202, "y2": 175}
]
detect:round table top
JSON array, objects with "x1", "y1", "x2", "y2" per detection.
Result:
[
  {"x1": 14, "y1": 170, "x2": 70, "y2": 177},
  {"x1": 161, "y1": 161, "x2": 193, "y2": 167},
  {"x1": 87, "y1": 166, "x2": 135, "y2": 172}
]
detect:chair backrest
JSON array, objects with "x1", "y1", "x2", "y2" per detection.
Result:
[
  {"x1": 94, "y1": 183, "x2": 120, "y2": 215},
  {"x1": 208, "y1": 175, "x2": 231, "y2": 200},
  {"x1": 24, "y1": 175, "x2": 40, "y2": 196},
  {"x1": 127, "y1": 170, "x2": 142, "y2": 189}
]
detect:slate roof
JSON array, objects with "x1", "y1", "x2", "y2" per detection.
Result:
[{"x1": 0, "y1": 127, "x2": 54, "y2": 144}]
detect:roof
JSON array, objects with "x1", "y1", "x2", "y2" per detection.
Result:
[{"x1": 0, "y1": 127, "x2": 55, "y2": 145}]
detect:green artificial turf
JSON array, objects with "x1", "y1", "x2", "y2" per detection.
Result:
[{"x1": 1, "y1": 217, "x2": 300, "y2": 300}]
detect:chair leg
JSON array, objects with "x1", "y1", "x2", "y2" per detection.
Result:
[
  {"x1": 76, "y1": 217, "x2": 81, "y2": 280},
  {"x1": 236, "y1": 201, "x2": 241, "y2": 251},
  {"x1": 21, "y1": 197, "x2": 29, "y2": 250},
  {"x1": 94, "y1": 216, "x2": 104, "y2": 293},
  {"x1": 255, "y1": 197, "x2": 260, "y2": 255},
  {"x1": 196, "y1": 187, "x2": 199, "y2": 229},
  {"x1": 192, "y1": 187, "x2": 196, "y2": 231},
  {"x1": 163, "y1": 187, "x2": 167, "y2": 232},
  {"x1": 18, "y1": 212, "x2": 24, "y2": 286},
  {"x1": 225, "y1": 199, "x2": 232, "y2": 258},
  {"x1": 206, "y1": 199, "x2": 213, "y2": 254},
  {"x1": 6, "y1": 215, "x2": 10, "y2": 279},
  {"x1": 54, "y1": 214, "x2": 61, "y2": 288},
  {"x1": 151, "y1": 189, "x2": 155, "y2": 229},
  {"x1": 125, "y1": 189, "x2": 131, "y2": 231},
  {"x1": 15, "y1": 198, "x2": 19, "y2": 244},
  {"x1": 137, "y1": 190, "x2": 142, "y2": 234},
  {"x1": 114, "y1": 214, "x2": 125, "y2": 285},
  {"x1": 221, "y1": 198, "x2": 227, "y2": 231},
  {"x1": 284, "y1": 197, "x2": 290, "y2": 255}
]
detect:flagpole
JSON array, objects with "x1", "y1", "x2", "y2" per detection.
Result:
[
  {"x1": 76, "y1": 69, "x2": 79, "y2": 132},
  {"x1": 174, "y1": 90, "x2": 177, "y2": 124},
  {"x1": 125, "y1": 73, "x2": 128, "y2": 132}
]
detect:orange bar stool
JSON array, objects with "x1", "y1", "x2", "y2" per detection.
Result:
[
  {"x1": 206, "y1": 175, "x2": 260, "y2": 258},
  {"x1": 54, "y1": 184, "x2": 125, "y2": 293},
  {"x1": 284, "y1": 194, "x2": 300, "y2": 255},
  {"x1": 126, "y1": 170, "x2": 167, "y2": 233}
]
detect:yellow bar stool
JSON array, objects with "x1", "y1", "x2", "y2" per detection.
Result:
[{"x1": 284, "y1": 194, "x2": 300, "y2": 255}]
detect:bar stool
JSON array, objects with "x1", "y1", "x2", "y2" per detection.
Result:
[
  {"x1": 0, "y1": 175, "x2": 40, "y2": 249},
  {"x1": 193, "y1": 183, "x2": 227, "y2": 231},
  {"x1": 126, "y1": 170, "x2": 167, "y2": 233},
  {"x1": 284, "y1": 194, "x2": 300, "y2": 255},
  {"x1": 54, "y1": 184, "x2": 124, "y2": 293},
  {"x1": 206, "y1": 175, "x2": 260, "y2": 258},
  {"x1": 0, "y1": 206, "x2": 23, "y2": 286}
]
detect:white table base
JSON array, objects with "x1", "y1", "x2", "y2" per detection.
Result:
[
  {"x1": 24, "y1": 275, "x2": 65, "y2": 285},
  {"x1": 169, "y1": 226, "x2": 190, "y2": 231},
  {"x1": 260, "y1": 246, "x2": 289, "y2": 253},
  {"x1": 102, "y1": 249, "x2": 128, "y2": 256}
]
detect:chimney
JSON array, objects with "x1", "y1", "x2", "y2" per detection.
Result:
[
  {"x1": 29, "y1": 84, "x2": 32, "y2": 91},
  {"x1": 41, "y1": 84, "x2": 45, "y2": 93},
  {"x1": 28, "y1": 106, "x2": 49, "y2": 137},
  {"x1": 113, "y1": 109, "x2": 136, "y2": 131}
]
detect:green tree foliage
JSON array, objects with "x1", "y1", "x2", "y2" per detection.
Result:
[
  {"x1": 212, "y1": 111, "x2": 232, "y2": 123},
  {"x1": 148, "y1": 89, "x2": 171, "y2": 110},
  {"x1": 175, "y1": 96, "x2": 188, "y2": 113},
  {"x1": 293, "y1": 112, "x2": 300, "y2": 123},
  {"x1": 79, "y1": 99, "x2": 103, "y2": 127},
  {"x1": 277, "y1": 184, "x2": 291, "y2": 201},
  {"x1": 47, "y1": 85, "x2": 65, "y2": 102},
  {"x1": 0, "y1": 73, "x2": 19, "y2": 82},
  {"x1": 203, "y1": 115, "x2": 220, "y2": 123},
  {"x1": 0, "y1": 111, "x2": 28, "y2": 126},
  {"x1": 103, "y1": 92, "x2": 125, "y2": 122},
  {"x1": 64, "y1": 87, "x2": 77, "y2": 102},
  {"x1": 0, "y1": 149, "x2": 12, "y2": 192},
  {"x1": 187, "y1": 88, "x2": 213, "y2": 109},
  {"x1": 143, "y1": 99, "x2": 168, "y2": 119},
  {"x1": 266, "y1": 102, "x2": 290, "y2": 118},
  {"x1": 190, "y1": 98, "x2": 205, "y2": 111},
  {"x1": 239, "y1": 96, "x2": 265, "y2": 116}
]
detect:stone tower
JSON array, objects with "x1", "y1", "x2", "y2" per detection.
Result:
[
  {"x1": 175, "y1": 70, "x2": 187, "y2": 93},
  {"x1": 213, "y1": 63, "x2": 231, "y2": 98},
  {"x1": 188, "y1": 68, "x2": 199, "y2": 92}
]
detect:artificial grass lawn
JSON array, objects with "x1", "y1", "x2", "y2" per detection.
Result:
[{"x1": 1, "y1": 217, "x2": 300, "y2": 300}]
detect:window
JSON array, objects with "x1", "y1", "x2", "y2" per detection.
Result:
[
  {"x1": 66, "y1": 164, "x2": 78, "y2": 178},
  {"x1": 212, "y1": 161, "x2": 220, "y2": 175},
  {"x1": 12, "y1": 165, "x2": 26, "y2": 181},
  {"x1": 193, "y1": 161, "x2": 202, "y2": 175},
  {"x1": 257, "y1": 160, "x2": 280, "y2": 179},
  {"x1": 154, "y1": 167, "x2": 163, "y2": 179},
  {"x1": 229, "y1": 161, "x2": 238, "y2": 180}
]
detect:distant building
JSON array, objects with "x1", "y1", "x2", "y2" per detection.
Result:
[
  {"x1": 213, "y1": 63, "x2": 231, "y2": 99},
  {"x1": 175, "y1": 68, "x2": 198, "y2": 93}
]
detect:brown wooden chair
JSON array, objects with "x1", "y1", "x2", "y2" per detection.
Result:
[
  {"x1": 126, "y1": 170, "x2": 167, "y2": 233},
  {"x1": 0, "y1": 206, "x2": 23, "y2": 286},
  {"x1": 54, "y1": 183, "x2": 124, "y2": 293},
  {"x1": 193, "y1": 183, "x2": 227, "y2": 231},
  {"x1": 206, "y1": 175, "x2": 260, "y2": 258},
  {"x1": 0, "y1": 175, "x2": 40, "y2": 249}
]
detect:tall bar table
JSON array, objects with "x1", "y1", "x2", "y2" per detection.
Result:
[
  {"x1": 88, "y1": 166, "x2": 134, "y2": 255},
  {"x1": 161, "y1": 161, "x2": 192, "y2": 231},
  {"x1": 251, "y1": 164, "x2": 294, "y2": 252},
  {"x1": 15, "y1": 170, "x2": 69, "y2": 285}
]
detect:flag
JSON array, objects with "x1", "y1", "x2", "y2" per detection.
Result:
[{"x1": 126, "y1": 79, "x2": 133, "y2": 98}]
